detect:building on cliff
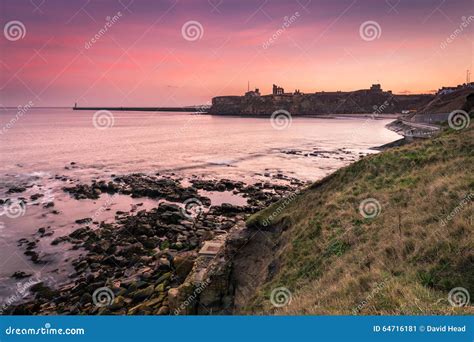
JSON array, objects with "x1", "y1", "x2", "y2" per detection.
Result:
[
  {"x1": 272, "y1": 84, "x2": 284, "y2": 95},
  {"x1": 370, "y1": 84, "x2": 382, "y2": 92},
  {"x1": 245, "y1": 88, "x2": 260, "y2": 97},
  {"x1": 437, "y1": 82, "x2": 474, "y2": 95}
]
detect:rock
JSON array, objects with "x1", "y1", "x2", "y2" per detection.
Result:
[
  {"x1": 156, "y1": 306, "x2": 169, "y2": 315},
  {"x1": 44, "y1": 202, "x2": 55, "y2": 208},
  {"x1": 131, "y1": 285, "x2": 154, "y2": 302},
  {"x1": 63, "y1": 184, "x2": 101, "y2": 200},
  {"x1": 11, "y1": 271, "x2": 32, "y2": 279},
  {"x1": 127, "y1": 303, "x2": 146, "y2": 315},
  {"x1": 167, "y1": 282, "x2": 195, "y2": 315},
  {"x1": 143, "y1": 296, "x2": 163, "y2": 308},
  {"x1": 173, "y1": 251, "x2": 197, "y2": 281},
  {"x1": 102, "y1": 255, "x2": 124, "y2": 266},
  {"x1": 7, "y1": 186, "x2": 26, "y2": 193},
  {"x1": 160, "y1": 212, "x2": 182, "y2": 224},
  {"x1": 24, "y1": 250, "x2": 45, "y2": 264},
  {"x1": 167, "y1": 288, "x2": 180, "y2": 314},
  {"x1": 79, "y1": 293, "x2": 92, "y2": 305},
  {"x1": 37, "y1": 227, "x2": 48, "y2": 237},
  {"x1": 75, "y1": 218, "x2": 92, "y2": 225},
  {"x1": 154, "y1": 283, "x2": 166, "y2": 293},
  {"x1": 157, "y1": 203, "x2": 181, "y2": 213},
  {"x1": 196, "y1": 229, "x2": 214, "y2": 240},
  {"x1": 131, "y1": 223, "x2": 153, "y2": 236},
  {"x1": 172, "y1": 242, "x2": 184, "y2": 250},
  {"x1": 126, "y1": 280, "x2": 149, "y2": 293},
  {"x1": 30, "y1": 282, "x2": 58, "y2": 300},
  {"x1": 108, "y1": 296, "x2": 127, "y2": 311},
  {"x1": 155, "y1": 272, "x2": 172, "y2": 285},
  {"x1": 140, "y1": 272, "x2": 152, "y2": 280},
  {"x1": 69, "y1": 227, "x2": 92, "y2": 240},
  {"x1": 5, "y1": 172, "x2": 305, "y2": 315},
  {"x1": 156, "y1": 257, "x2": 171, "y2": 271},
  {"x1": 51, "y1": 236, "x2": 70, "y2": 245},
  {"x1": 142, "y1": 239, "x2": 157, "y2": 249},
  {"x1": 30, "y1": 193, "x2": 44, "y2": 201},
  {"x1": 211, "y1": 203, "x2": 245, "y2": 216},
  {"x1": 119, "y1": 242, "x2": 144, "y2": 257}
]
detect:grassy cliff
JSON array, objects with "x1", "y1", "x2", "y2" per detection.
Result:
[
  {"x1": 414, "y1": 88, "x2": 473, "y2": 115},
  {"x1": 243, "y1": 125, "x2": 473, "y2": 315}
]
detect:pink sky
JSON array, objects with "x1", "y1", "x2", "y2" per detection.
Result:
[{"x1": 0, "y1": 0, "x2": 473, "y2": 106}]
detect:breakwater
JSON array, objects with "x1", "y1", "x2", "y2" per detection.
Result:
[{"x1": 73, "y1": 106, "x2": 208, "y2": 112}]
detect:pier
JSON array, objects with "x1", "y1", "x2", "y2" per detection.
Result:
[{"x1": 72, "y1": 106, "x2": 209, "y2": 113}]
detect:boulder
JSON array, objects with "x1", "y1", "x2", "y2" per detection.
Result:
[
  {"x1": 131, "y1": 285, "x2": 154, "y2": 302},
  {"x1": 173, "y1": 251, "x2": 198, "y2": 281}
]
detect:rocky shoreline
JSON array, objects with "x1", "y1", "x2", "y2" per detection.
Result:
[{"x1": 3, "y1": 172, "x2": 305, "y2": 315}]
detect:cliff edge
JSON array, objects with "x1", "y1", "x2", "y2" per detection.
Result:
[{"x1": 235, "y1": 124, "x2": 473, "y2": 315}]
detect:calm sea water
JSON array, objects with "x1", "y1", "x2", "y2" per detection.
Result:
[
  {"x1": 0, "y1": 108, "x2": 400, "y2": 182},
  {"x1": 0, "y1": 108, "x2": 400, "y2": 302}
]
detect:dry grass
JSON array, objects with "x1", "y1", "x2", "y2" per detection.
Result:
[{"x1": 244, "y1": 125, "x2": 474, "y2": 315}]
